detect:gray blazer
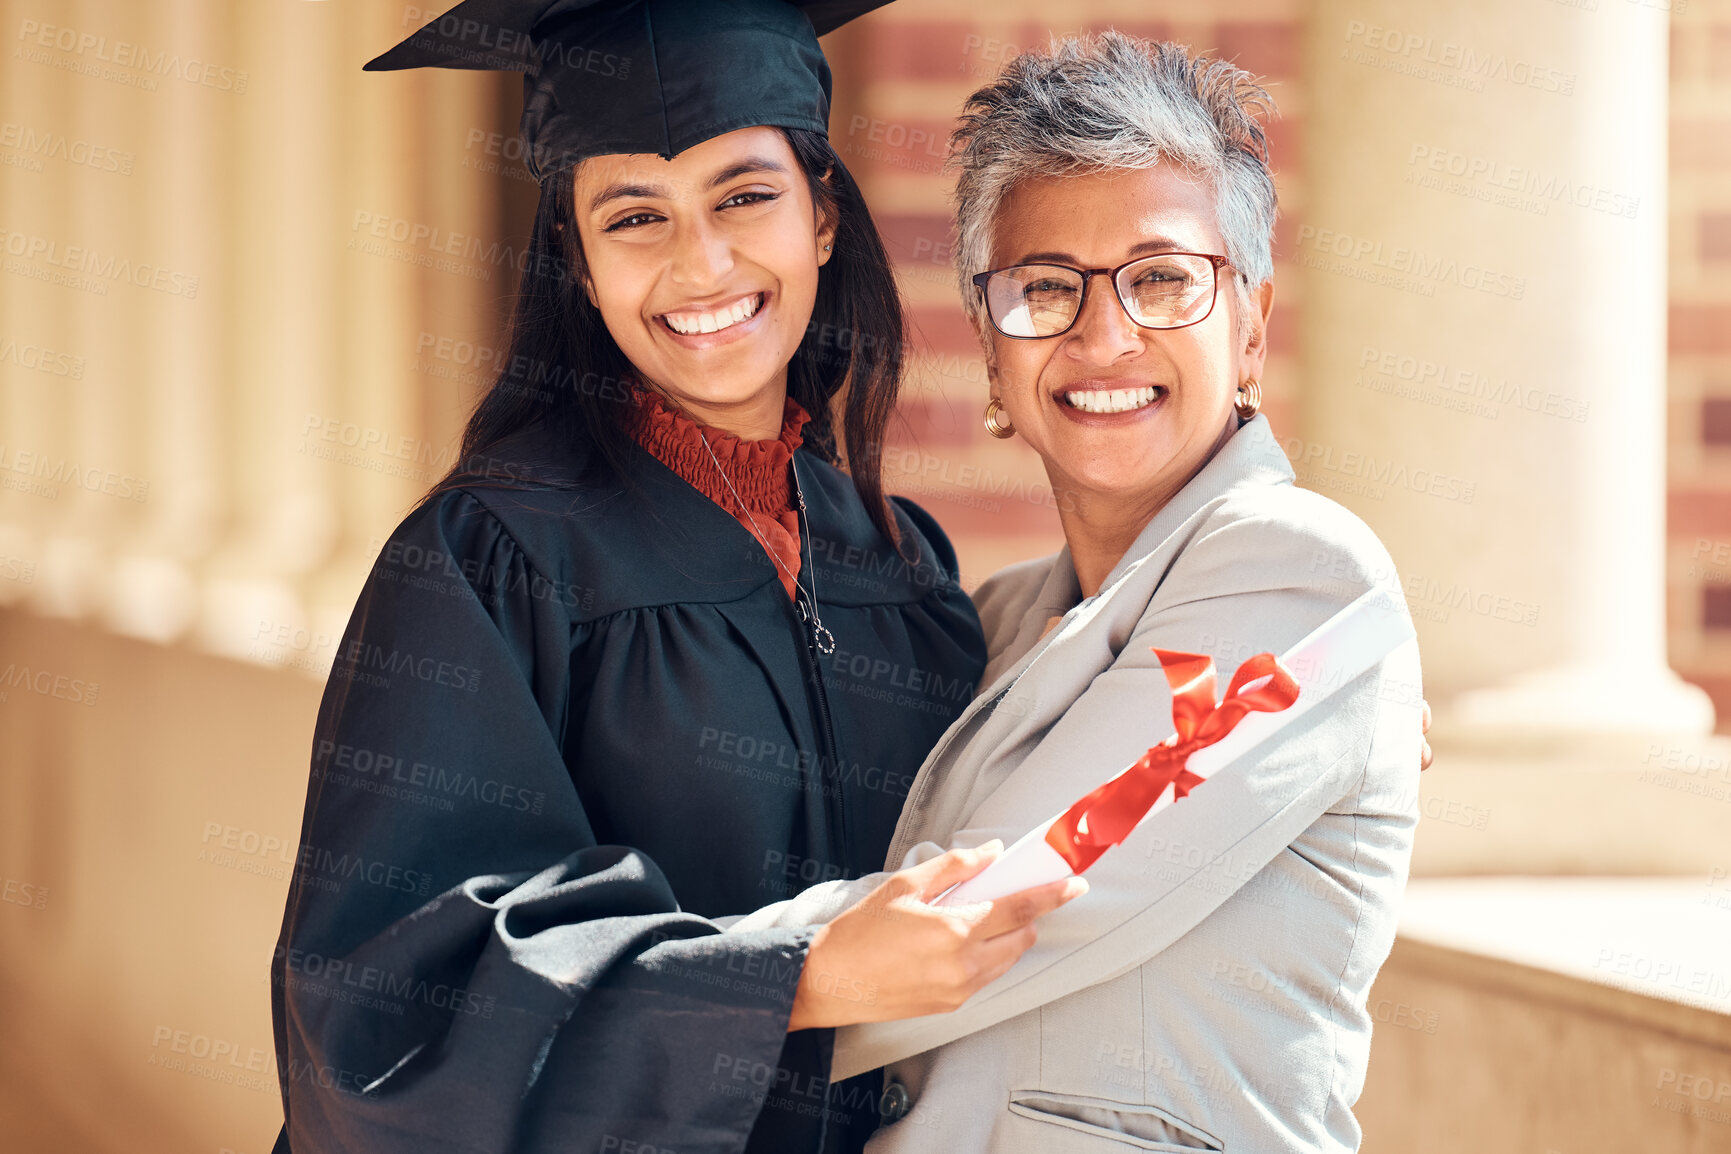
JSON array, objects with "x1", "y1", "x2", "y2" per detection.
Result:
[{"x1": 729, "y1": 416, "x2": 1423, "y2": 1152}]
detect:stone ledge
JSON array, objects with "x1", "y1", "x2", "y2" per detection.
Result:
[
  {"x1": 1411, "y1": 736, "x2": 1731, "y2": 875},
  {"x1": 1358, "y1": 879, "x2": 1731, "y2": 1154},
  {"x1": 1397, "y1": 877, "x2": 1731, "y2": 1019},
  {"x1": 1389, "y1": 935, "x2": 1731, "y2": 1052}
]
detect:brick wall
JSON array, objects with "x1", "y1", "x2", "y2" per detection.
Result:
[
  {"x1": 833, "y1": 0, "x2": 1727, "y2": 727},
  {"x1": 826, "y1": 0, "x2": 1306, "y2": 589},
  {"x1": 1667, "y1": 0, "x2": 1731, "y2": 726}
]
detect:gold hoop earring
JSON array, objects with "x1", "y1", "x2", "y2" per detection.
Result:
[
  {"x1": 1235, "y1": 378, "x2": 1262, "y2": 421},
  {"x1": 983, "y1": 397, "x2": 1015, "y2": 439}
]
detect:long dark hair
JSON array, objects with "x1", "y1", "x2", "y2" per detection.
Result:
[{"x1": 432, "y1": 127, "x2": 905, "y2": 541}]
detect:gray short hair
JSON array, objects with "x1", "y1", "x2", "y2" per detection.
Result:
[{"x1": 949, "y1": 32, "x2": 1278, "y2": 338}]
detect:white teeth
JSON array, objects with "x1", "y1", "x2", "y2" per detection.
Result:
[
  {"x1": 1063, "y1": 385, "x2": 1162, "y2": 414},
  {"x1": 664, "y1": 293, "x2": 761, "y2": 336}
]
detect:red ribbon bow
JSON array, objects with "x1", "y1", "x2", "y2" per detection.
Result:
[{"x1": 1044, "y1": 648, "x2": 1301, "y2": 874}]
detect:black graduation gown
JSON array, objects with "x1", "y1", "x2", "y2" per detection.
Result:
[{"x1": 268, "y1": 422, "x2": 986, "y2": 1154}]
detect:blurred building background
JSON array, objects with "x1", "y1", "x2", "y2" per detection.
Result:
[{"x1": 1, "y1": 1, "x2": 1729, "y2": 1151}]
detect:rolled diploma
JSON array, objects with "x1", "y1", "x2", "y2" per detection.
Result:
[{"x1": 935, "y1": 590, "x2": 1414, "y2": 907}]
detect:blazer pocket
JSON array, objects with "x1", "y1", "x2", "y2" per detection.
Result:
[{"x1": 1008, "y1": 1090, "x2": 1224, "y2": 1152}]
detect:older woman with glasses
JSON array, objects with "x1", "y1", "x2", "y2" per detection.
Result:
[{"x1": 737, "y1": 33, "x2": 1426, "y2": 1153}]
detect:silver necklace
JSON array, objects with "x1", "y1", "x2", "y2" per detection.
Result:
[{"x1": 698, "y1": 430, "x2": 835, "y2": 655}]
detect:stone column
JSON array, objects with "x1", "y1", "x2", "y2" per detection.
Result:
[
  {"x1": 0, "y1": 0, "x2": 71, "y2": 609},
  {"x1": 294, "y1": 0, "x2": 429, "y2": 679},
  {"x1": 196, "y1": 0, "x2": 342, "y2": 663},
  {"x1": 103, "y1": 0, "x2": 228, "y2": 643},
  {"x1": 1300, "y1": 0, "x2": 1712, "y2": 738},
  {"x1": 32, "y1": 0, "x2": 145, "y2": 621}
]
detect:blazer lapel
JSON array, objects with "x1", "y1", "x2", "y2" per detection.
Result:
[{"x1": 885, "y1": 417, "x2": 1299, "y2": 864}]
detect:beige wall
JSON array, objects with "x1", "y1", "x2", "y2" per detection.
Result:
[{"x1": 0, "y1": 610, "x2": 317, "y2": 1153}]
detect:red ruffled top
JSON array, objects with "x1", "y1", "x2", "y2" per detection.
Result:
[{"x1": 628, "y1": 388, "x2": 810, "y2": 599}]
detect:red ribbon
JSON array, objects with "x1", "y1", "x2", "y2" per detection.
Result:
[{"x1": 1044, "y1": 648, "x2": 1300, "y2": 874}]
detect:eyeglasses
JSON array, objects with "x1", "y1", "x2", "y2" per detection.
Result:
[{"x1": 971, "y1": 252, "x2": 1234, "y2": 339}]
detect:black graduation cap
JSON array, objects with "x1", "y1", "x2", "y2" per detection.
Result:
[{"x1": 366, "y1": 0, "x2": 892, "y2": 181}]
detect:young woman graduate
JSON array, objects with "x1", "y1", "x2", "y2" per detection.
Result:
[{"x1": 268, "y1": 2, "x2": 1082, "y2": 1153}]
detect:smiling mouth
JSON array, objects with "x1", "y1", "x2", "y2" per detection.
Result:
[
  {"x1": 1060, "y1": 385, "x2": 1165, "y2": 414},
  {"x1": 659, "y1": 292, "x2": 764, "y2": 336}
]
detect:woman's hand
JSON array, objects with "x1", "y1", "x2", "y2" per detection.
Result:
[
  {"x1": 787, "y1": 842, "x2": 1087, "y2": 1031},
  {"x1": 1420, "y1": 698, "x2": 1433, "y2": 771}
]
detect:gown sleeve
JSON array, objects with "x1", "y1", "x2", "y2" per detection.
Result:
[{"x1": 271, "y1": 488, "x2": 816, "y2": 1154}]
